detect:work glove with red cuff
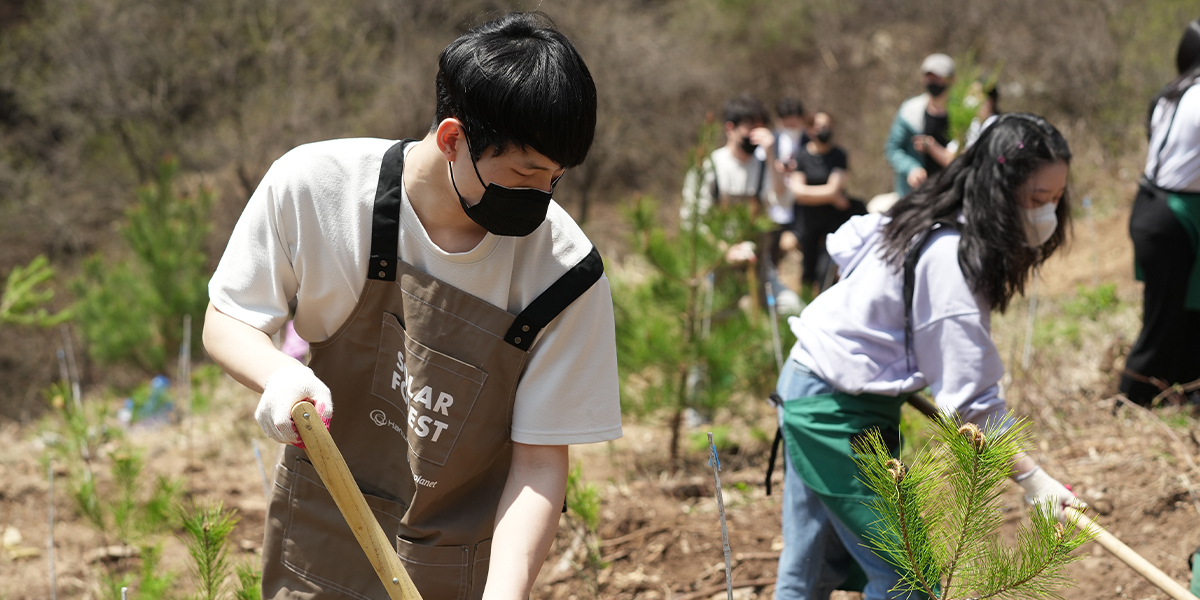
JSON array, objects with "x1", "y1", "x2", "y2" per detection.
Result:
[
  {"x1": 256, "y1": 364, "x2": 332, "y2": 447},
  {"x1": 1015, "y1": 466, "x2": 1086, "y2": 522}
]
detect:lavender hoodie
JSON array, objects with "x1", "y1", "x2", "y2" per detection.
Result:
[{"x1": 787, "y1": 213, "x2": 1007, "y2": 425}]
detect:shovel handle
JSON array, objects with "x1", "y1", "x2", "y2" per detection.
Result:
[
  {"x1": 291, "y1": 401, "x2": 423, "y2": 600},
  {"x1": 1065, "y1": 506, "x2": 1198, "y2": 600}
]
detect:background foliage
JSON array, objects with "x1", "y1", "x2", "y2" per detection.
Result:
[{"x1": 0, "y1": 0, "x2": 1197, "y2": 418}]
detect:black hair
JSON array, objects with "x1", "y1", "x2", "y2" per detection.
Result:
[
  {"x1": 776, "y1": 97, "x2": 806, "y2": 119},
  {"x1": 434, "y1": 12, "x2": 597, "y2": 168},
  {"x1": 879, "y1": 113, "x2": 1072, "y2": 313},
  {"x1": 1175, "y1": 18, "x2": 1200, "y2": 76},
  {"x1": 723, "y1": 93, "x2": 770, "y2": 127}
]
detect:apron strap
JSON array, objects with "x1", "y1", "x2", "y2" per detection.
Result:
[
  {"x1": 504, "y1": 246, "x2": 605, "y2": 351},
  {"x1": 764, "y1": 392, "x2": 784, "y2": 495},
  {"x1": 369, "y1": 139, "x2": 419, "y2": 281}
]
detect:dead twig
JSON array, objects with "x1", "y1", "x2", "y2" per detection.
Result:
[
  {"x1": 600, "y1": 526, "x2": 670, "y2": 548},
  {"x1": 1114, "y1": 395, "x2": 1200, "y2": 479},
  {"x1": 674, "y1": 578, "x2": 777, "y2": 600}
]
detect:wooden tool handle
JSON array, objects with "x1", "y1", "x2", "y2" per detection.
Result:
[
  {"x1": 291, "y1": 401, "x2": 423, "y2": 600},
  {"x1": 1066, "y1": 506, "x2": 1199, "y2": 600}
]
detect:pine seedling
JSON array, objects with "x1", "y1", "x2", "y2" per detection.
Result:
[
  {"x1": 853, "y1": 413, "x2": 1095, "y2": 600},
  {"x1": 179, "y1": 501, "x2": 239, "y2": 600},
  {"x1": 565, "y1": 463, "x2": 605, "y2": 595},
  {"x1": 100, "y1": 543, "x2": 176, "y2": 600},
  {"x1": 232, "y1": 562, "x2": 262, "y2": 600},
  {"x1": 0, "y1": 255, "x2": 72, "y2": 328}
]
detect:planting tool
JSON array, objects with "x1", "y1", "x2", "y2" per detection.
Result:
[
  {"x1": 291, "y1": 401, "x2": 423, "y2": 600},
  {"x1": 1065, "y1": 506, "x2": 1199, "y2": 600}
]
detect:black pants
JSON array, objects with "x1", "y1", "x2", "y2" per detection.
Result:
[{"x1": 1119, "y1": 183, "x2": 1200, "y2": 404}]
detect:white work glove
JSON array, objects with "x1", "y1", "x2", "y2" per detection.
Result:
[
  {"x1": 256, "y1": 364, "x2": 333, "y2": 447},
  {"x1": 1015, "y1": 466, "x2": 1085, "y2": 522}
]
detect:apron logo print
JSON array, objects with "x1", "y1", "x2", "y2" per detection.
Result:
[
  {"x1": 413, "y1": 473, "x2": 438, "y2": 488},
  {"x1": 370, "y1": 410, "x2": 388, "y2": 426},
  {"x1": 391, "y1": 350, "x2": 454, "y2": 443}
]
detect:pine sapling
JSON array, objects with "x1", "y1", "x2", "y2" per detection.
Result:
[
  {"x1": 179, "y1": 501, "x2": 239, "y2": 600},
  {"x1": 852, "y1": 413, "x2": 1095, "y2": 600}
]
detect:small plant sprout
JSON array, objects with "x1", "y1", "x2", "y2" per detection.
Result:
[
  {"x1": 179, "y1": 501, "x2": 239, "y2": 600},
  {"x1": 852, "y1": 412, "x2": 1095, "y2": 600}
]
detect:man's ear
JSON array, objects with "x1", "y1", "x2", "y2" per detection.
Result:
[{"x1": 435, "y1": 119, "x2": 466, "y2": 161}]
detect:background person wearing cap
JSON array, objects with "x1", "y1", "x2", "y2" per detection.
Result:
[{"x1": 885, "y1": 53, "x2": 958, "y2": 197}]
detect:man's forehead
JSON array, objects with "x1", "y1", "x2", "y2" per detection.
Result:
[{"x1": 494, "y1": 145, "x2": 563, "y2": 171}]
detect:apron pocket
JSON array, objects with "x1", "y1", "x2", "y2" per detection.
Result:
[
  {"x1": 395, "y1": 536, "x2": 470, "y2": 600},
  {"x1": 280, "y1": 457, "x2": 407, "y2": 600},
  {"x1": 470, "y1": 538, "x2": 491, "y2": 600},
  {"x1": 372, "y1": 312, "x2": 488, "y2": 467}
]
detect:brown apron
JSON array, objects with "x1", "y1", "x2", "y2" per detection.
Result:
[{"x1": 261, "y1": 140, "x2": 604, "y2": 600}]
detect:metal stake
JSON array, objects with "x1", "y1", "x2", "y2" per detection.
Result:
[
  {"x1": 253, "y1": 439, "x2": 272, "y2": 500},
  {"x1": 48, "y1": 463, "x2": 57, "y2": 600},
  {"x1": 707, "y1": 432, "x2": 734, "y2": 600},
  {"x1": 1021, "y1": 272, "x2": 1039, "y2": 371},
  {"x1": 1084, "y1": 196, "x2": 1099, "y2": 288},
  {"x1": 765, "y1": 282, "x2": 784, "y2": 373}
]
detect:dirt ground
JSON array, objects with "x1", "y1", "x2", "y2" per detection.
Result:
[{"x1": 4, "y1": 208, "x2": 1200, "y2": 600}]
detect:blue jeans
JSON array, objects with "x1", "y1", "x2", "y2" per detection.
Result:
[{"x1": 774, "y1": 359, "x2": 913, "y2": 600}]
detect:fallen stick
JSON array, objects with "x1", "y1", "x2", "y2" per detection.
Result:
[
  {"x1": 674, "y1": 577, "x2": 778, "y2": 600},
  {"x1": 1065, "y1": 506, "x2": 1199, "y2": 600}
]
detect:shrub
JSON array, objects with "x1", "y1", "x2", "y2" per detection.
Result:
[{"x1": 74, "y1": 156, "x2": 212, "y2": 372}]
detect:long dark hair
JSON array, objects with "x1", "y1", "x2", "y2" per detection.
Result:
[
  {"x1": 1148, "y1": 19, "x2": 1200, "y2": 135},
  {"x1": 879, "y1": 113, "x2": 1072, "y2": 313}
]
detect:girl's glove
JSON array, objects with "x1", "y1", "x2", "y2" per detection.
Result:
[
  {"x1": 256, "y1": 364, "x2": 333, "y2": 447},
  {"x1": 1015, "y1": 466, "x2": 1085, "y2": 522}
]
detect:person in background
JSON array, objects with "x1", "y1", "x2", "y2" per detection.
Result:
[
  {"x1": 774, "y1": 113, "x2": 1082, "y2": 600},
  {"x1": 1120, "y1": 18, "x2": 1200, "y2": 406},
  {"x1": 885, "y1": 53, "x2": 958, "y2": 197},
  {"x1": 787, "y1": 110, "x2": 866, "y2": 299},
  {"x1": 681, "y1": 93, "x2": 800, "y2": 312},
  {"x1": 774, "y1": 97, "x2": 809, "y2": 169},
  {"x1": 768, "y1": 97, "x2": 809, "y2": 309},
  {"x1": 965, "y1": 79, "x2": 1001, "y2": 149},
  {"x1": 681, "y1": 93, "x2": 785, "y2": 221}
]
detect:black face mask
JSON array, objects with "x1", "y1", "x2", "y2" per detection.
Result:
[
  {"x1": 815, "y1": 128, "x2": 833, "y2": 144},
  {"x1": 925, "y1": 81, "x2": 948, "y2": 97},
  {"x1": 739, "y1": 135, "x2": 759, "y2": 155},
  {"x1": 449, "y1": 155, "x2": 561, "y2": 237}
]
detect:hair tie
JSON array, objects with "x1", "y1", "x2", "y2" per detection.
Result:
[{"x1": 998, "y1": 156, "x2": 1006, "y2": 164}]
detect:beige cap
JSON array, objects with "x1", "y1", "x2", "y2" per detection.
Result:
[{"x1": 920, "y1": 53, "x2": 955, "y2": 78}]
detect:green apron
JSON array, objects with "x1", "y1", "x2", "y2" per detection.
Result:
[
  {"x1": 781, "y1": 390, "x2": 910, "y2": 592},
  {"x1": 1134, "y1": 187, "x2": 1200, "y2": 310}
]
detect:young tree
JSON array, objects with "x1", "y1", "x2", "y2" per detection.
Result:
[
  {"x1": 853, "y1": 413, "x2": 1095, "y2": 600},
  {"x1": 614, "y1": 121, "x2": 778, "y2": 464}
]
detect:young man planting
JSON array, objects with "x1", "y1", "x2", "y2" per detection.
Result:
[{"x1": 202, "y1": 12, "x2": 622, "y2": 600}]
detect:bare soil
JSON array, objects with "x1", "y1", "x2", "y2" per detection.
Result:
[{"x1": 4, "y1": 208, "x2": 1199, "y2": 600}]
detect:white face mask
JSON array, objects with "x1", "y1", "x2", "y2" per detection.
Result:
[
  {"x1": 1022, "y1": 202, "x2": 1058, "y2": 247},
  {"x1": 782, "y1": 127, "x2": 803, "y2": 141}
]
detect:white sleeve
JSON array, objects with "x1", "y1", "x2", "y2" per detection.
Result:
[
  {"x1": 510, "y1": 274, "x2": 623, "y2": 445},
  {"x1": 912, "y1": 314, "x2": 1008, "y2": 427},
  {"x1": 208, "y1": 159, "x2": 298, "y2": 336}
]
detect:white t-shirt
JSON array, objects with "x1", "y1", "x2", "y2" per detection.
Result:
[
  {"x1": 1145, "y1": 85, "x2": 1200, "y2": 192},
  {"x1": 209, "y1": 138, "x2": 623, "y2": 445},
  {"x1": 680, "y1": 146, "x2": 789, "y2": 222}
]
